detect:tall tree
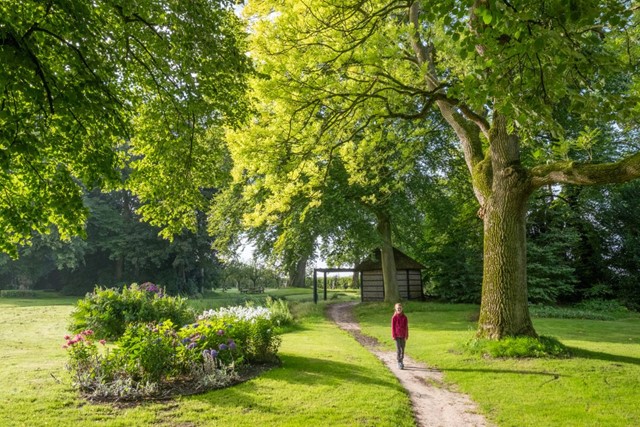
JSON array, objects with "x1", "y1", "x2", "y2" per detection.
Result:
[
  {"x1": 241, "y1": 0, "x2": 640, "y2": 338},
  {"x1": 0, "y1": 0, "x2": 250, "y2": 255}
]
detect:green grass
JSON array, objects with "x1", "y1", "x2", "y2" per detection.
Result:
[
  {"x1": 0, "y1": 295, "x2": 411, "y2": 427},
  {"x1": 189, "y1": 287, "x2": 360, "y2": 312},
  {"x1": 355, "y1": 302, "x2": 640, "y2": 427}
]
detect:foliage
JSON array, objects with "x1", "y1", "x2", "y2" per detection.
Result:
[
  {"x1": 465, "y1": 335, "x2": 569, "y2": 358},
  {"x1": 529, "y1": 304, "x2": 615, "y2": 321},
  {"x1": 264, "y1": 297, "x2": 294, "y2": 327},
  {"x1": 113, "y1": 321, "x2": 180, "y2": 383},
  {"x1": 238, "y1": 0, "x2": 640, "y2": 338},
  {"x1": 526, "y1": 192, "x2": 580, "y2": 304},
  {"x1": 197, "y1": 304, "x2": 283, "y2": 362},
  {"x1": 63, "y1": 301, "x2": 283, "y2": 400},
  {"x1": 0, "y1": 188, "x2": 225, "y2": 296},
  {"x1": 69, "y1": 283, "x2": 195, "y2": 340},
  {"x1": 0, "y1": 289, "x2": 37, "y2": 298},
  {"x1": 0, "y1": 0, "x2": 251, "y2": 255}
]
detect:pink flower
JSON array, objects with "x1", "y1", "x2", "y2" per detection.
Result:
[
  {"x1": 64, "y1": 335, "x2": 70, "y2": 340},
  {"x1": 99, "y1": 339, "x2": 106, "y2": 345}
]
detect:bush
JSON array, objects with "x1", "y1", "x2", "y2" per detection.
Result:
[
  {"x1": 0, "y1": 289, "x2": 37, "y2": 298},
  {"x1": 69, "y1": 282, "x2": 195, "y2": 339},
  {"x1": 465, "y1": 335, "x2": 570, "y2": 358},
  {"x1": 265, "y1": 297, "x2": 294, "y2": 327},
  {"x1": 64, "y1": 302, "x2": 284, "y2": 400},
  {"x1": 575, "y1": 299, "x2": 629, "y2": 314},
  {"x1": 529, "y1": 304, "x2": 616, "y2": 320},
  {"x1": 197, "y1": 304, "x2": 282, "y2": 363}
]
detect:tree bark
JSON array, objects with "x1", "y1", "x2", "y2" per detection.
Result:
[
  {"x1": 287, "y1": 254, "x2": 308, "y2": 288},
  {"x1": 376, "y1": 210, "x2": 400, "y2": 302},
  {"x1": 476, "y1": 115, "x2": 537, "y2": 338}
]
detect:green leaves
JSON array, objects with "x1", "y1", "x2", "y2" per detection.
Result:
[{"x1": 1, "y1": 0, "x2": 251, "y2": 254}]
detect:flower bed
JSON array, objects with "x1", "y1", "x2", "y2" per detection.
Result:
[{"x1": 64, "y1": 287, "x2": 290, "y2": 401}]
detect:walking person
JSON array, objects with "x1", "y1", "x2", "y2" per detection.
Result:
[{"x1": 391, "y1": 302, "x2": 409, "y2": 369}]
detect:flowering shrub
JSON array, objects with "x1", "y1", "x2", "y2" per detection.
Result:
[
  {"x1": 113, "y1": 322, "x2": 179, "y2": 383},
  {"x1": 69, "y1": 283, "x2": 195, "y2": 339},
  {"x1": 63, "y1": 329, "x2": 108, "y2": 389},
  {"x1": 196, "y1": 303, "x2": 283, "y2": 362},
  {"x1": 64, "y1": 301, "x2": 286, "y2": 400}
]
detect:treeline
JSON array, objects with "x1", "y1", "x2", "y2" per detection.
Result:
[
  {"x1": 418, "y1": 180, "x2": 640, "y2": 310},
  {"x1": 2, "y1": 182, "x2": 639, "y2": 309},
  {"x1": 0, "y1": 189, "x2": 220, "y2": 296}
]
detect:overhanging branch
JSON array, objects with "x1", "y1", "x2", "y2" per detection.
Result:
[{"x1": 530, "y1": 152, "x2": 640, "y2": 188}]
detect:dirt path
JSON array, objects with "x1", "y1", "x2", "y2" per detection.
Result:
[{"x1": 327, "y1": 302, "x2": 492, "y2": 427}]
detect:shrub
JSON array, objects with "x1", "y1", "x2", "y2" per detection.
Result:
[
  {"x1": 69, "y1": 283, "x2": 195, "y2": 339},
  {"x1": 63, "y1": 329, "x2": 108, "y2": 389},
  {"x1": 63, "y1": 303, "x2": 283, "y2": 400},
  {"x1": 197, "y1": 304, "x2": 283, "y2": 363},
  {"x1": 0, "y1": 289, "x2": 37, "y2": 298},
  {"x1": 465, "y1": 335, "x2": 570, "y2": 358},
  {"x1": 575, "y1": 299, "x2": 629, "y2": 314},
  {"x1": 113, "y1": 321, "x2": 180, "y2": 383},
  {"x1": 265, "y1": 297, "x2": 294, "y2": 327},
  {"x1": 529, "y1": 304, "x2": 615, "y2": 320}
]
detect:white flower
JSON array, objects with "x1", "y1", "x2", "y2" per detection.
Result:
[{"x1": 198, "y1": 305, "x2": 272, "y2": 322}]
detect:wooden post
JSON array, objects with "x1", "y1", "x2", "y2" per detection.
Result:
[
  {"x1": 313, "y1": 269, "x2": 318, "y2": 304},
  {"x1": 323, "y1": 272, "x2": 327, "y2": 301}
]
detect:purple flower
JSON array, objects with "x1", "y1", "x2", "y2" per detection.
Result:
[
  {"x1": 219, "y1": 343, "x2": 228, "y2": 351},
  {"x1": 209, "y1": 349, "x2": 218, "y2": 358},
  {"x1": 228, "y1": 340, "x2": 236, "y2": 350},
  {"x1": 182, "y1": 338, "x2": 190, "y2": 344},
  {"x1": 216, "y1": 329, "x2": 225, "y2": 336},
  {"x1": 187, "y1": 343, "x2": 197, "y2": 350}
]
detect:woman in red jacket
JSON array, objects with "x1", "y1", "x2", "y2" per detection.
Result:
[{"x1": 391, "y1": 303, "x2": 409, "y2": 369}]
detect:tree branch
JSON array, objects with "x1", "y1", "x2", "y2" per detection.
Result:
[{"x1": 530, "y1": 152, "x2": 640, "y2": 188}]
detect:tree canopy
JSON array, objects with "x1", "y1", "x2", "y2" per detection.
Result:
[
  {"x1": 1, "y1": 0, "x2": 250, "y2": 255},
  {"x1": 232, "y1": 0, "x2": 640, "y2": 338}
]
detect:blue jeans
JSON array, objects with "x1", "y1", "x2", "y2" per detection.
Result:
[{"x1": 395, "y1": 338, "x2": 406, "y2": 363}]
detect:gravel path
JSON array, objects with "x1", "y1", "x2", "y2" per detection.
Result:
[{"x1": 326, "y1": 302, "x2": 492, "y2": 427}]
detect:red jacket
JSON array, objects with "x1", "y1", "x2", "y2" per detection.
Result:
[{"x1": 391, "y1": 312, "x2": 408, "y2": 340}]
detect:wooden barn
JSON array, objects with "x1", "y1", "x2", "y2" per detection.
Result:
[{"x1": 355, "y1": 248, "x2": 425, "y2": 302}]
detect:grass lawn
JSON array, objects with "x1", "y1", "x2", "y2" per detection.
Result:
[
  {"x1": 0, "y1": 295, "x2": 411, "y2": 427},
  {"x1": 189, "y1": 287, "x2": 359, "y2": 312},
  {"x1": 355, "y1": 302, "x2": 640, "y2": 427}
]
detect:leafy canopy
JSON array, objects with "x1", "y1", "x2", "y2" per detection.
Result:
[{"x1": 0, "y1": 0, "x2": 251, "y2": 255}]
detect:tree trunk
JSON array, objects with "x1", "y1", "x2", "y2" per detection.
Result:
[
  {"x1": 476, "y1": 115, "x2": 537, "y2": 339},
  {"x1": 287, "y1": 254, "x2": 308, "y2": 287},
  {"x1": 351, "y1": 265, "x2": 359, "y2": 289},
  {"x1": 376, "y1": 211, "x2": 400, "y2": 302}
]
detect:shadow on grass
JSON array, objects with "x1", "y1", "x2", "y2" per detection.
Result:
[
  {"x1": 188, "y1": 354, "x2": 400, "y2": 410},
  {"x1": 568, "y1": 347, "x2": 640, "y2": 366},
  {"x1": 442, "y1": 367, "x2": 563, "y2": 377}
]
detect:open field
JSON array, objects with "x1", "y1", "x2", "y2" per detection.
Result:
[
  {"x1": 1, "y1": 292, "x2": 639, "y2": 426},
  {"x1": 356, "y1": 302, "x2": 640, "y2": 427},
  {"x1": 0, "y1": 292, "x2": 409, "y2": 427}
]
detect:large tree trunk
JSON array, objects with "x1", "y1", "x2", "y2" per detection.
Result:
[
  {"x1": 376, "y1": 211, "x2": 400, "y2": 302},
  {"x1": 287, "y1": 254, "x2": 308, "y2": 287},
  {"x1": 476, "y1": 115, "x2": 537, "y2": 339}
]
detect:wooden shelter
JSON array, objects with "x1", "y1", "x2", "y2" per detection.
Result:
[{"x1": 355, "y1": 248, "x2": 425, "y2": 302}]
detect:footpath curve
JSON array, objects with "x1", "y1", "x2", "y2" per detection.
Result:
[{"x1": 326, "y1": 302, "x2": 492, "y2": 427}]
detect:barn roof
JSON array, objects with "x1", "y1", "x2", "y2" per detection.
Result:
[{"x1": 354, "y1": 247, "x2": 425, "y2": 271}]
